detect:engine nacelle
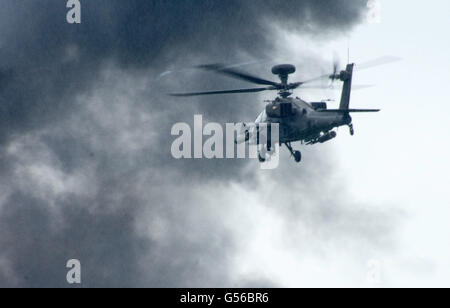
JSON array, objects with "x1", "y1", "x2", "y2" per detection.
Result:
[
  {"x1": 318, "y1": 131, "x2": 337, "y2": 143},
  {"x1": 311, "y1": 102, "x2": 328, "y2": 110}
]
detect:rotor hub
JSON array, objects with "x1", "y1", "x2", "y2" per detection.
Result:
[
  {"x1": 271, "y1": 64, "x2": 296, "y2": 76},
  {"x1": 272, "y1": 64, "x2": 296, "y2": 94}
]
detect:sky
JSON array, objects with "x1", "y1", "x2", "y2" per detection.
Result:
[
  {"x1": 0, "y1": 0, "x2": 449, "y2": 288},
  {"x1": 276, "y1": 0, "x2": 450, "y2": 286},
  {"x1": 335, "y1": 0, "x2": 450, "y2": 287}
]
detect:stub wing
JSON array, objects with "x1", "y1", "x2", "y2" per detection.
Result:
[{"x1": 318, "y1": 109, "x2": 380, "y2": 113}]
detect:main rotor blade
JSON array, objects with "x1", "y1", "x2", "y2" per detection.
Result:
[
  {"x1": 169, "y1": 87, "x2": 272, "y2": 97},
  {"x1": 198, "y1": 64, "x2": 280, "y2": 87},
  {"x1": 158, "y1": 60, "x2": 268, "y2": 80},
  {"x1": 296, "y1": 74, "x2": 332, "y2": 85},
  {"x1": 356, "y1": 56, "x2": 401, "y2": 71},
  {"x1": 300, "y1": 84, "x2": 374, "y2": 90}
]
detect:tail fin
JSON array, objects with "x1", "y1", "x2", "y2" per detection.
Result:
[{"x1": 339, "y1": 64, "x2": 354, "y2": 110}]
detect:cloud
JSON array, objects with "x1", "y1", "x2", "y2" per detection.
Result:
[{"x1": 0, "y1": 0, "x2": 394, "y2": 288}]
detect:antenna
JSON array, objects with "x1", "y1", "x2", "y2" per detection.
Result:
[{"x1": 347, "y1": 39, "x2": 350, "y2": 64}]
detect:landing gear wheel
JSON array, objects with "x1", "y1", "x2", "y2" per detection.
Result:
[
  {"x1": 258, "y1": 153, "x2": 266, "y2": 163},
  {"x1": 294, "y1": 151, "x2": 302, "y2": 163},
  {"x1": 285, "y1": 142, "x2": 302, "y2": 164},
  {"x1": 349, "y1": 124, "x2": 355, "y2": 136}
]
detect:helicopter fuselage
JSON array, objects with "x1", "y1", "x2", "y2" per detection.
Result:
[
  {"x1": 171, "y1": 61, "x2": 382, "y2": 163},
  {"x1": 254, "y1": 97, "x2": 351, "y2": 145}
]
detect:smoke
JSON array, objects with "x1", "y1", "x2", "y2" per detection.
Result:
[{"x1": 0, "y1": 0, "x2": 395, "y2": 287}]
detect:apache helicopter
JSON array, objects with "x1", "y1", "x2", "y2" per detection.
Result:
[{"x1": 171, "y1": 57, "x2": 398, "y2": 163}]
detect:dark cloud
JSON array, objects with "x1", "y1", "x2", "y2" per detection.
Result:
[
  {"x1": 0, "y1": 0, "x2": 389, "y2": 288},
  {"x1": 0, "y1": 0, "x2": 369, "y2": 143}
]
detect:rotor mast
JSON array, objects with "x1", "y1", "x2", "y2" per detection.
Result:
[{"x1": 271, "y1": 64, "x2": 297, "y2": 98}]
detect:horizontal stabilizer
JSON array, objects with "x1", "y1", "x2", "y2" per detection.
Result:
[{"x1": 319, "y1": 109, "x2": 380, "y2": 113}]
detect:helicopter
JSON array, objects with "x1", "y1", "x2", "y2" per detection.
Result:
[{"x1": 170, "y1": 57, "x2": 398, "y2": 163}]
